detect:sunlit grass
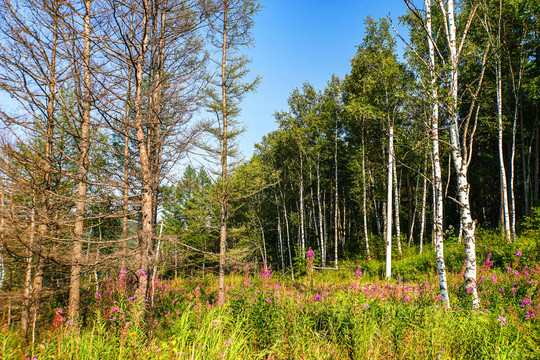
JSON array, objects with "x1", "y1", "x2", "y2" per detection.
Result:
[{"x1": 2, "y1": 243, "x2": 539, "y2": 359}]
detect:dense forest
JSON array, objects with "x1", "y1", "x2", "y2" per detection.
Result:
[{"x1": 1, "y1": 0, "x2": 540, "y2": 356}]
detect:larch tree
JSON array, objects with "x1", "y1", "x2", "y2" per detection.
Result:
[{"x1": 205, "y1": 0, "x2": 260, "y2": 303}]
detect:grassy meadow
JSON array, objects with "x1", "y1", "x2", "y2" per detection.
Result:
[{"x1": 1, "y1": 232, "x2": 539, "y2": 360}]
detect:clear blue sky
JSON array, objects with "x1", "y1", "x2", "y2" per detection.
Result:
[{"x1": 237, "y1": 0, "x2": 411, "y2": 158}]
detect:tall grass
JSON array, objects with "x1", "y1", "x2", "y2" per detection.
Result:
[{"x1": 2, "y1": 236, "x2": 539, "y2": 359}]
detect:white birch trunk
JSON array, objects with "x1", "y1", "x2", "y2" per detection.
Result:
[
  {"x1": 497, "y1": 56, "x2": 511, "y2": 241},
  {"x1": 385, "y1": 123, "x2": 394, "y2": 280},
  {"x1": 393, "y1": 159, "x2": 402, "y2": 255},
  {"x1": 361, "y1": 133, "x2": 371, "y2": 259},
  {"x1": 441, "y1": 0, "x2": 479, "y2": 309},
  {"x1": 427, "y1": 0, "x2": 449, "y2": 306}
]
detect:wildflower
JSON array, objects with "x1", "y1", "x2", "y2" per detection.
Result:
[
  {"x1": 52, "y1": 309, "x2": 65, "y2": 328},
  {"x1": 306, "y1": 248, "x2": 315, "y2": 259},
  {"x1": 265, "y1": 298, "x2": 272, "y2": 303},
  {"x1": 39, "y1": 344, "x2": 46, "y2": 349},
  {"x1": 314, "y1": 294, "x2": 322, "y2": 302},
  {"x1": 516, "y1": 250, "x2": 522, "y2": 257},
  {"x1": 139, "y1": 269, "x2": 146, "y2": 277},
  {"x1": 355, "y1": 267, "x2": 363, "y2": 277},
  {"x1": 521, "y1": 297, "x2": 532, "y2": 308},
  {"x1": 497, "y1": 315, "x2": 506, "y2": 327},
  {"x1": 403, "y1": 297, "x2": 410, "y2": 303},
  {"x1": 435, "y1": 295, "x2": 442, "y2": 301},
  {"x1": 526, "y1": 311, "x2": 536, "y2": 320}
]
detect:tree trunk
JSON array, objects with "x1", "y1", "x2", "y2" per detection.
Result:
[
  {"x1": 419, "y1": 166, "x2": 428, "y2": 254},
  {"x1": 21, "y1": 195, "x2": 35, "y2": 336},
  {"x1": 427, "y1": 0, "x2": 449, "y2": 306},
  {"x1": 280, "y1": 186, "x2": 293, "y2": 280},
  {"x1": 496, "y1": 55, "x2": 511, "y2": 241},
  {"x1": 275, "y1": 193, "x2": 285, "y2": 273},
  {"x1": 443, "y1": 0, "x2": 479, "y2": 309},
  {"x1": 334, "y1": 125, "x2": 339, "y2": 269},
  {"x1": 69, "y1": 0, "x2": 92, "y2": 323},
  {"x1": 299, "y1": 153, "x2": 305, "y2": 257},
  {"x1": 133, "y1": 2, "x2": 152, "y2": 303},
  {"x1": 521, "y1": 101, "x2": 529, "y2": 216},
  {"x1": 361, "y1": 133, "x2": 371, "y2": 259},
  {"x1": 393, "y1": 159, "x2": 402, "y2": 255},
  {"x1": 385, "y1": 122, "x2": 394, "y2": 280},
  {"x1": 317, "y1": 154, "x2": 325, "y2": 267}
]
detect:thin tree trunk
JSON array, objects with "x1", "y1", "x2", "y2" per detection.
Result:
[
  {"x1": 275, "y1": 193, "x2": 285, "y2": 273},
  {"x1": 334, "y1": 125, "x2": 339, "y2": 269},
  {"x1": 317, "y1": 154, "x2": 325, "y2": 267},
  {"x1": 419, "y1": 166, "x2": 428, "y2": 254},
  {"x1": 361, "y1": 133, "x2": 371, "y2": 260},
  {"x1": 32, "y1": 4, "x2": 59, "y2": 328},
  {"x1": 393, "y1": 158, "x2": 402, "y2": 255},
  {"x1": 69, "y1": 0, "x2": 92, "y2": 323},
  {"x1": 496, "y1": 54, "x2": 511, "y2": 241},
  {"x1": 428, "y1": 0, "x2": 449, "y2": 306},
  {"x1": 217, "y1": 2, "x2": 229, "y2": 304},
  {"x1": 299, "y1": 153, "x2": 305, "y2": 257},
  {"x1": 280, "y1": 186, "x2": 293, "y2": 280},
  {"x1": 408, "y1": 171, "x2": 419, "y2": 248},
  {"x1": 385, "y1": 123, "x2": 394, "y2": 280},
  {"x1": 21, "y1": 195, "x2": 36, "y2": 336},
  {"x1": 521, "y1": 102, "x2": 529, "y2": 216}
]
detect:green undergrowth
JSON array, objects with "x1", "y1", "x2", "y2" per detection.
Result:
[{"x1": 2, "y1": 233, "x2": 539, "y2": 359}]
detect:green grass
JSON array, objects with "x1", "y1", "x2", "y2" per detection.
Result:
[{"x1": 2, "y1": 236, "x2": 539, "y2": 359}]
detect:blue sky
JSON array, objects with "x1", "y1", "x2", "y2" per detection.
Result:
[{"x1": 237, "y1": 0, "x2": 411, "y2": 158}]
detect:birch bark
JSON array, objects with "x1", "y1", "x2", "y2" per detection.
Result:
[
  {"x1": 427, "y1": 0, "x2": 449, "y2": 307},
  {"x1": 385, "y1": 123, "x2": 394, "y2": 280}
]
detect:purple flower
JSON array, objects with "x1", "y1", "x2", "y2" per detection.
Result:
[
  {"x1": 497, "y1": 315, "x2": 506, "y2": 327},
  {"x1": 265, "y1": 298, "x2": 272, "y2": 303},
  {"x1": 306, "y1": 248, "x2": 315, "y2": 259},
  {"x1": 516, "y1": 250, "x2": 522, "y2": 257},
  {"x1": 139, "y1": 269, "x2": 147, "y2": 277},
  {"x1": 314, "y1": 294, "x2": 322, "y2": 302}
]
